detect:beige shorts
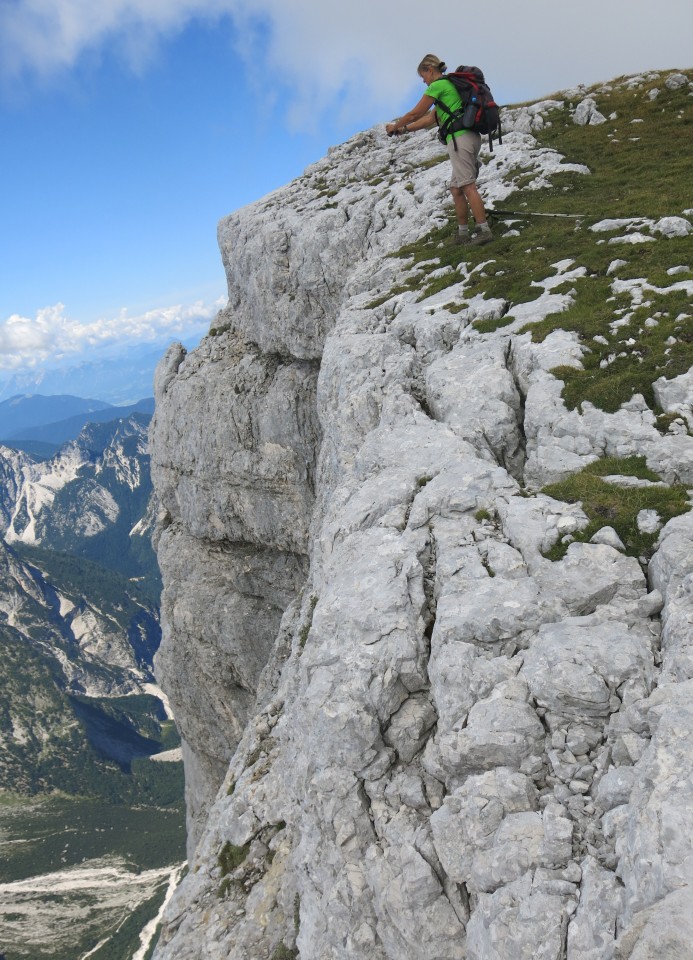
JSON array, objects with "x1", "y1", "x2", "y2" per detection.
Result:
[{"x1": 447, "y1": 131, "x2": 482, "y2": 187}]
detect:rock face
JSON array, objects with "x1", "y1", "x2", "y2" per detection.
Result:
[{"x1": 150, "y1": 73, "x2": 693, "y2": 959}]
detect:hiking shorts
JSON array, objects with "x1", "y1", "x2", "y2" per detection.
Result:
[{"x1": 447, "y1": 131, "x2": 482, "y2": 188}]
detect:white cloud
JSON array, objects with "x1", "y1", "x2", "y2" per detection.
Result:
[
  {"x1": 0, "y1": 297, "x2": 225, "y2": 371},
  {"x1": 2, "y1": 1, "x2": 691, "y2": 120},
  {"x1": 0, "y1": 0, "x2": 228, "y2": 75},
  {"x1": 229, "y1": 0, "x2": 693, "y2": 117}
]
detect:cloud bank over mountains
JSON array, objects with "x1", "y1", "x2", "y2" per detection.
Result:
[
  {"x1": 3, "y1": 0, "x2": 692, "y2": 115},
  {"x1": 0, "y1": 297, "x2": 224, "y2": 371}
]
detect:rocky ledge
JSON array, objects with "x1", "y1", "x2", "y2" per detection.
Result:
[{"x1": 149, "y1": 71, "x2": 693, "y2": 959}]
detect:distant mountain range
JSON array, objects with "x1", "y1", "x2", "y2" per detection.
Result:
[
  {"x1": 0, "y1": 411, "x2": 177, "y2": 799},
  {"x1": 0, "y1": 393, "x2": 155, "y2": 457},
  {"x1": 2, "y1": 413, "x2": 157, "y2": 573},
  {"x1": 0, "y1": 337, "x2": 200, "y2": 407},
  {"x1": 0, "y1": 394, "x2": 112, "y2": 434}
]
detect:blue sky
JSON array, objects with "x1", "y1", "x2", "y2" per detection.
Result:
[{"x1": 1, "y1": 0, "x2": 691, "y2": 397}]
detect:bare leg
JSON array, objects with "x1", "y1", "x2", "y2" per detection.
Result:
[
  {"x1": 450, "y1": 185, "x2": 470, "y2": 226},
  {"x1": 461, "y1": 183, "x2": 487, "y2": 225}
]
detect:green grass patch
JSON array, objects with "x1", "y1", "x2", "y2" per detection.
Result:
[
  {"x1": 581, "y1": 456, "x2": 662, "y2": 481},
  {"x1": 534, "y1": 78, "x2": 693, "y2": 217},
  {"x1": 298, "y1": 594, "x2": 319, "y2": 649},
  {"x1": 541, "y1": 457, "x2": 691, "y2": 560},
  {"x1": 218, "y1": 840, "x2": 251, "y2": 875},
  {"x1": 271, "y1": 946, "x2": 299, "y2": 960},
  {"x1": 441, "y1": 300, "x2": 466, "y2": 314},
  {"x1": 377, "y1": 217, "x2": 516, "y2": 305},
  {"x1": 365, "y1": 279, "x2": 421, "y2": 309},
  {"x1": 458, "y1": 73, "x2": 693, "y2": 411},
  {"x1": 465, "y1": 237, "x2": 592, "y2": 307},
  {"x1": 209, "y1": 322, "x2": 232, "y2": 337},
  {"x1": 419, "y1": 153, "x2": 448, "y2": 169},
  {"x1": 656, "y1": 412, "x2": 691, "y2": 435},
  {"x1": 529, "y1": 284, "x2": 693, "y2": 412},
  {"x1": 475, "y1": 313, "x2": 515, "y2": 334}
]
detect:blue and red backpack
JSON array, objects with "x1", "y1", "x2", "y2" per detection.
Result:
[{"x1": 433, "y1": 65, "x2": 502, "y2": 152}]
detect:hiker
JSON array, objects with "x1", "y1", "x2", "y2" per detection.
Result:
[{"x1": 386, "y1": 54, "x2": 492, "y2": 246}]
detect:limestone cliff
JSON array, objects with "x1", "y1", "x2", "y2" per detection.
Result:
[{"x1": 150, "y1": 71, "x2": 693, "y2": 959}]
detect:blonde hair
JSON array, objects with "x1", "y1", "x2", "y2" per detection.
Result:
[{"x1": 417, "y1": 54, "x2": 446, "y2": 76}]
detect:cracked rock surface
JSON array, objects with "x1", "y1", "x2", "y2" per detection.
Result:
[{"x1": 150, "y1": 77, "x2": 693, "y2": 959}]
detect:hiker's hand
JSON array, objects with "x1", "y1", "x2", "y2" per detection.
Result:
[{"x1": 386, "y1": 122, "x2": 406, "y2": 136}]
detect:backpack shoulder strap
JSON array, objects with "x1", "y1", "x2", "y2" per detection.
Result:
[
  {"x1": 430, "y1": 75, "x2": 471, "y2": 116},
  {"x1": 430, "y1": 94, "x2": 454, "y2": 118}
]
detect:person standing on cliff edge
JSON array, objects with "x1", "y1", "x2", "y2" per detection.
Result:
[{"x1": 386, "y1": 54, "x2": 493, "y2": 246}]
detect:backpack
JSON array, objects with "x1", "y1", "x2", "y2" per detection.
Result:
[{"x1": 432, "y1": 65, "x2": 502, "y2": 152}]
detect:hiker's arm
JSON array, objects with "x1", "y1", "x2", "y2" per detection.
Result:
[
  {"x1": 386, "y1": 95, "x2": 435, "y2": 134},
  {"x1": 403, "y1": 110, "x2": 437, "y2": 132}
]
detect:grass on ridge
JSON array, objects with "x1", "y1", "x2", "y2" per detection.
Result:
[
  {"x1": 541, "y1": 457, "x2": 691, "y2": 561},
  {"x1": 378, "y1": 70, "x2": 693, "y2": 416},
  {"x1": 533, "y1": 75, "x2": 693, "y2": 218}
]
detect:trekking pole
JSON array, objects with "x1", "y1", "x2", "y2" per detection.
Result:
[{"x1": 488, "y1": 208, "x2": 586, "y2": 220}]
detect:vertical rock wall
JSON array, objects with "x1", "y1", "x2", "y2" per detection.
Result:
[{"x1": 149, "y1": 127, "x2": 449, "y2": 847}]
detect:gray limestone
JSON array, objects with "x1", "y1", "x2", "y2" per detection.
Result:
[
  {"x1": 653, "y1": 366, "x2": 693, "y2": 428},
  {"x1": 574, "y1": 98, "x2": 607, "y2": 125},
  {"x1": 664, "y1": 72, "x2": 690, "y2": 90},
  {"x1": 149, "y1": 76, "x2": 693, "y2": 960}
]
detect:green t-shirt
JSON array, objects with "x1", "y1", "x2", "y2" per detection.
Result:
[{"x1": 426, "y1": 77, "x2": 468, "y2": 142}]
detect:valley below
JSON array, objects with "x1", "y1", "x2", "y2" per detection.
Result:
[
  {"x1": 0, "y1": 408, "x2": 185, "y2": 960},
  {"x1": 0, "y1": 793, "x2": 185, "y2": 960}
]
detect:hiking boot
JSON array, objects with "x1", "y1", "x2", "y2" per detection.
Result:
[
  {"x1": 470, "y1": 228, "x2": 493, "y2": 246},
  {"x1": 453, "y1": 230, "x2": 473, "y2": 246}
]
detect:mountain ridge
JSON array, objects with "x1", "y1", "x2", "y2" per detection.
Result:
[
  {"x1": 0, "y1": 393, "x2": 113, "y2": 437},
  {"x1": 149, "y1": 67, "x2": 693, "y2": 959},
  {"x1": 0, "y1": 338, "x2": 204, "y2": 407},
  {"x1": 0, "y1": 394, "x2": 155, "y2": 458},
  {"x1": 0, "y1": 414, "x2": 164, "y2": 747}
]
